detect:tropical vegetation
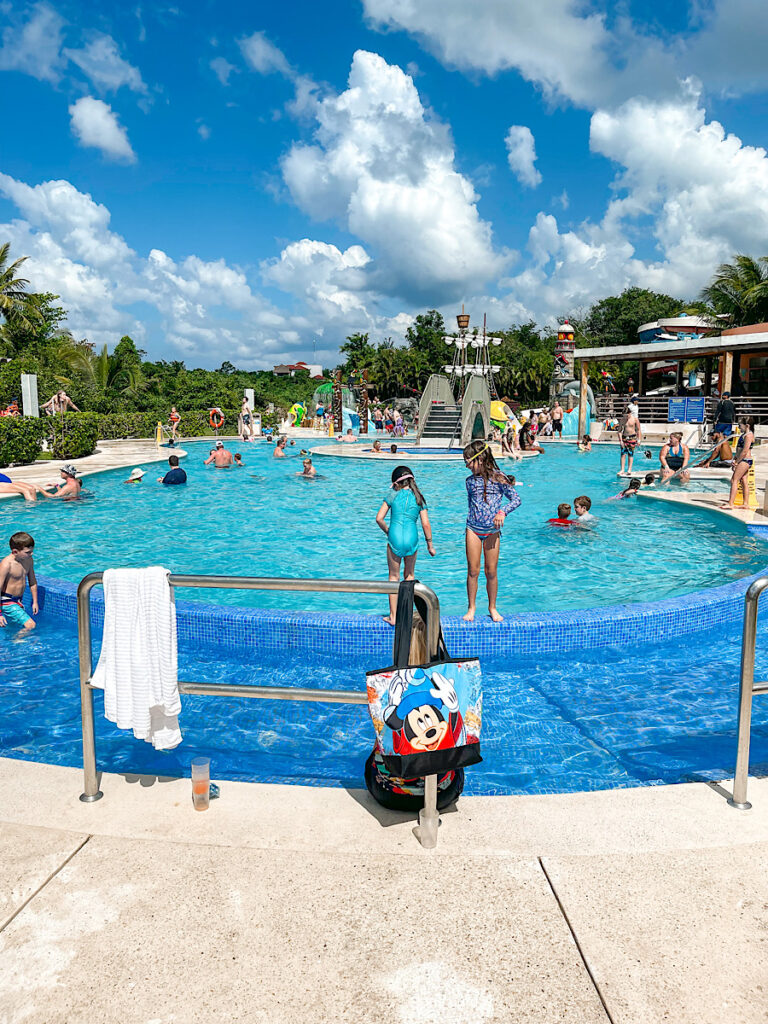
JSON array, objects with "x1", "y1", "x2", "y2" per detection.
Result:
[{"x1": 1, "y1": 242, "x2": 766, "y2": 419}]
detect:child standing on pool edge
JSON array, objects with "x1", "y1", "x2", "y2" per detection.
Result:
[
  {"x1": 463, "y1": 440, "x2": 521, "y2": 623},
  {"x1": 376, "y1": 466, "x2": 436, "y2": 625}
]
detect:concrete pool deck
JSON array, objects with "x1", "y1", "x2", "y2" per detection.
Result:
[{"x1": 1, "y1": 757, "x2": 767, "y2": 1023}]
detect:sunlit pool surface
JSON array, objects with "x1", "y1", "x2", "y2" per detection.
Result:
[
  {"x1": 0, "y1": 440, "x2": 761, "y2": 616},
  {"x1": 2, "y1": 614, "x2": 767, "y2": 795}
]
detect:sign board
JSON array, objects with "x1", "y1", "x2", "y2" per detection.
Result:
[
  {"x1": 21, "y1": 374, "x2": 39, "y2": 417},
  {"x1": 251, "y1": 413, "x2": 262, "y2": 437},
  {"x1": 244, "y1": 388, "x2": 255, "y2": 408},
  {"x1": 667, "y1": 398, "x2": 687, "y2": 422},
  {"x1": 685, "y1": 396, "x2": 706, "y2": 422}
]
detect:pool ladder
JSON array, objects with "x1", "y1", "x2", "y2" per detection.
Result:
[
  {"x1": 76, "y1": 573, "x2": 444, "y2": 848},
  {"x1": 729, "y1": 576, "x2": 768, "y2": 809}
]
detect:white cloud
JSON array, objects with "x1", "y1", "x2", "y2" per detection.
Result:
[
  {"x1": 0, "y1": 2, "x2": 66, "y2": 83},
  {"x1": 0, "y1": 172, "x2": 406, "y2": 367},
  {"x1": 361, "y1": 0, "x2": 768, "y2": 110},
  {"x1": 485, "y1": 87, "x2": 768, "y2": 325},
  {"x1": 281, "y1": 50, "x2": 506, "y2": 304},
  {"x1": 68, "y1": 97, "x2": 136, "y2": 163},
  {"x1": 197, "y1": 123, "x2": 211, "y2": 140},
  {"x1": 362, "y1": 0, "x2": 618, "y2": 107},
  {"x1": 263, "y1": 239, "x2": 373, "y2": 319},
  {"x1": 238, "y1": 31, "x2": 291, "y2": 76},
  {"x1": 210, "y1": 56, "x2": 237, "y2": 85},
  {"x1": 505, "y1": 125, "x2": 542, "y2": 188},
  {"x1": 64, "y1": 34, "x2": 147, "y2": 94}
]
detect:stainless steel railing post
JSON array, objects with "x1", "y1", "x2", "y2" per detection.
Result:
[
  {"x1": 77, "y1": 573, "x2": 103, "y2": 802},
  {"x1": 74, "y1": 574, "x2": 444, "y2": 845},
  {"x1": 729, "y1": 576, "x2": 768, "y2": 810}
]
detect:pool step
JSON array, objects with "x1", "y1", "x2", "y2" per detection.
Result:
[{"x1": 421, "y1": 405, "x2": 461, "y2": 439}]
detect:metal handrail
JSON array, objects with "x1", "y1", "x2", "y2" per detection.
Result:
[
  {"x1": 417, "y1": 374, "x2": 455, "y2": 442},
  {"x1": 729, "y1": 576, "x2": 768, "y2": 809},
  {"x1": 460, "y1": 375, "x2": 490, "y2": 446},
  {"x1": 77, "y1": 573, "x2": 444, "y2": 847}
]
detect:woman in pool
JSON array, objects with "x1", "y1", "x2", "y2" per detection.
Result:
[
  {"x1": 375, "y1": 465, "x2": 436, "y2": 625},
  {"x1": 463, "y1": 439, "x2": 520, "y2": 623},
  {"x1": 721, "y1": 418, "x2": 755, "y2": 509}
]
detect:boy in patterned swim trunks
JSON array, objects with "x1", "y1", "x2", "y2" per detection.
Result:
[{"x1": 0, "y1": 531, "x2": 38, "y2": 631}]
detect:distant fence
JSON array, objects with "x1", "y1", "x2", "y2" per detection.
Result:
[{"x1": 594, "y1": 394, "x2": 768, "y2": 423}]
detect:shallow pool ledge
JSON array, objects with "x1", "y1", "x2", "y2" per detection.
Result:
[{"x1": 33, "y1": 567, "x2": 768, "y2": 658}]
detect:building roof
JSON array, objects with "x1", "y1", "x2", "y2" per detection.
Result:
[
  {"x1": 574, "y1": 328, "x2": 768, "y2": 363},
  {"x1": 637, "y1": 315, "x2": 716, "y2": 335}
]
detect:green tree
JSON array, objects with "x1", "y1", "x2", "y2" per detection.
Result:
[
  {"x1": 405, "y1": 310, "x2": 447, "y2": 375},
  {"x1": 0, "y1": 242, "x2": 40, "y2": 336},
  {"x1": 573, "y1": 287, "x2": 686, "y2": 348},
  {"x1": 700, "y1": 254, "x2": 768, "y2": 326}
]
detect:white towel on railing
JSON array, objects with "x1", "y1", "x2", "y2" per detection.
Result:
[{"x1": 91, "y1": 566, "x2": 182, "y2": 750}]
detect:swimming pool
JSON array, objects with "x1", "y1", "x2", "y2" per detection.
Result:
[
  {"x1": 2, "y1": 610, "x2": 767, "y2": 795},
  {"x1": 0, "y1": 440, "x2": 760, "y2": 616}
]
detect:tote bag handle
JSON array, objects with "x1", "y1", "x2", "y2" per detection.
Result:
[{"x1": 392, "y1": 580, "x2": 449, "y2": 668}]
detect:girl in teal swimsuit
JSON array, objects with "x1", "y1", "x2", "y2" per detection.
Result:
[{"x1": 375, "y1": 465, "x2": 436, "y2": 625}]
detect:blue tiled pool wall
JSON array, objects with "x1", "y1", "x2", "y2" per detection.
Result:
[{"x1": 32, "y1": 566, "x2": 768, "y2": 659}]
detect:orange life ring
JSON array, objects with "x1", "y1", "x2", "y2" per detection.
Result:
[{"x1": 209, "y1": 408, "x2": 224, "y2": 429}]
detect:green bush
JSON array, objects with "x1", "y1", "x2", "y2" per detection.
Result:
[
  {"x1": 47, "y1": 412, "x2": 99, "y2": 460},
  {"x1": 97, "y1": 412, "x2": 159, "y2": 439},
  {"x1": 0, "y1": 417, "x2": 47, "y2": 467}
]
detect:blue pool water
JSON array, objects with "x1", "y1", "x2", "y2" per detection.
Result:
[
  {"x1": 0, "y1": 440, "x2": 762, "y2": 616},
  {"x1": 2, "y1": 612, "x2": 768, "y2": 795}
]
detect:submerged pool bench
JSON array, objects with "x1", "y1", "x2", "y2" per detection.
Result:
[{"x1": 76, "y1": 572, "x2": 445, "y2": 849}]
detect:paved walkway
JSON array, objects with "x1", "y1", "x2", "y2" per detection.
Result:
[{"x1": 2, "y1": 758, "x2": 767, "y2": 1023}]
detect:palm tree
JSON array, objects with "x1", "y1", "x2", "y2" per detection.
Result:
[
  {"x1": 0, "y1": 242, "x2": 39, "y2": 330},
  {"x1": 700, "y1": 255, "x2": 768, "y2": 326},
  {"x1": 57, "y1": 342, "x2": 146, "y2": 398}
]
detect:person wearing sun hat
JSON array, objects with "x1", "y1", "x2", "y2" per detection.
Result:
[
  {"x1": 39, "y1": 463, "x2": 83, "y2": 500},
  {"x1": 124, "y1": 468, "x2": 146, "y2": 484}
]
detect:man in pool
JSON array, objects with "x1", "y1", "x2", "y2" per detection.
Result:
[
  {"x1": 340, "y1": 428, "x2": 357, "y2": 444},
  {"x1": 0, "y1": 531, "x2": 38, "y2": 631},
  {"x1": 158, "y1": 455, "x2": 187, "y2": 485},
  {"x1": 40, "y1": 464, "x2": 82, "y2": 500},
  {"x1": 698, "y1": 432, "x2": 734, "y2": 469},
  {"x1": 204, "y1": 440, "x2": 233, "y2": 468}
]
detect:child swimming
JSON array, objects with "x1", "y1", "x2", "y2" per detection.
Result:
[
  {"x1": 375, "y1": 465, "x2": 435, "y2": 625},
  {"x1": 462, "y1": 439, "x2": 521, "y2": 622},
  {"x1": 547, "y1": 502, "x2": 573, "y2": 527},
  {"x1": 0, "y1": 531, "x2": 38, "y2": 631},
  {"x1": 615, "y1": 478, "x2": 641, "y2": 499}
]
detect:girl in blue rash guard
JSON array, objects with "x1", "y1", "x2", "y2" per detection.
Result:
[
  {"x1": 463, "y1": 439, "x2": 521, "y2": 623},
  {"x1": 375, "y1": 466, "x2": 436, "y2": 625}
]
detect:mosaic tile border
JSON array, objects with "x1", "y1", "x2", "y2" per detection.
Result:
[{"x1": 33, "y1": 567, "x2": 767, "y2": 659}]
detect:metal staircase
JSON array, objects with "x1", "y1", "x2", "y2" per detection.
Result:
[{"x1": 420, "y1": 404, "x2": 461, "y2": 441}]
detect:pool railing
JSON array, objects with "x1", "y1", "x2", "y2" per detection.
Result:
[
  {"x1": 76, "y1": 572, "x2": 444, "y2": 848},
  {"x1": 729, "y1": 574, "x2": 768, "y2": 810}
]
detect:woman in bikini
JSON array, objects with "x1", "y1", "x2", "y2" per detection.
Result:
[{"x1": 721, "y1": 418, "x2": 755, "y2": 509}]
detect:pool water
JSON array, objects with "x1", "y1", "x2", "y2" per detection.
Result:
[
  {"x1": 2, "y1": 612, "x2": 768, "y2": 795},
  {"x1": 0, "y1": 440, "x2": 761, "y2": 616}
]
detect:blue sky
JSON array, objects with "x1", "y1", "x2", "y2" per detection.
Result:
[{"x1": 2, "y1": 0, "x2": 768, "y2": 368}]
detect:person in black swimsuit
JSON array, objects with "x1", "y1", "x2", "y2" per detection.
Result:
[{"x1": 721, "y1": 418, "x2": 755, "y2": 509}]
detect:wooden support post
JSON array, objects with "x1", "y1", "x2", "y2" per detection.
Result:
[
  {"x1": 704, "y1": 356, "x2": 712, "y2": 397},
  {"x1": 577, "y1": 360, "x2": 588, "y2": 440},
  {"x1": 675, "y1": 360, "x2": 684, "y2": 394},
  {"x1": 638, "y1": 361, "x2": 647, "y2": 396},
  {"x1": 723, "y1": 351, "x2": 734, "y2": 395},
  {"x1": 359, "y1": 370, "x2": 369, "y2": 434}
]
